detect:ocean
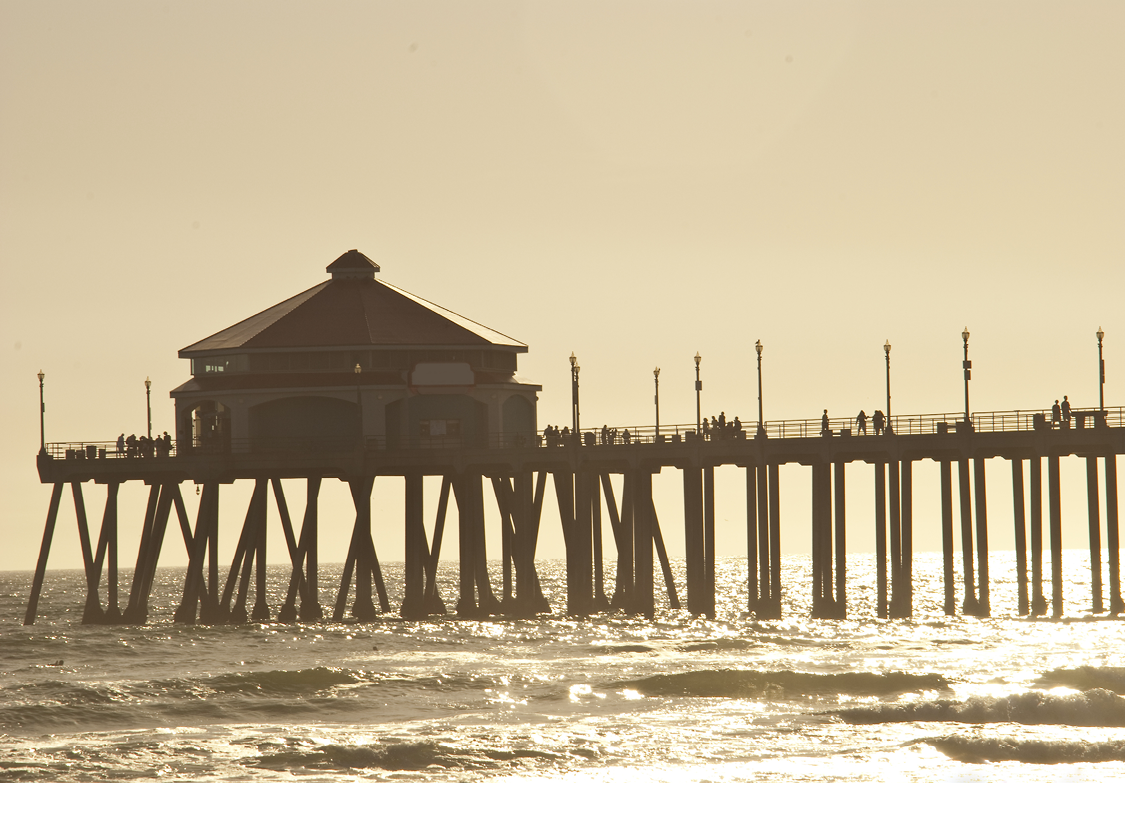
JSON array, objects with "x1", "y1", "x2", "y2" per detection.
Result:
[{"x1": 2, "y1": 550, "x2": 1124, "y2": 790}]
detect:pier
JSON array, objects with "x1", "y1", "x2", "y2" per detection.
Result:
[{"x1": 24, "y1": 251, "x2": 1125, "y2": 625}]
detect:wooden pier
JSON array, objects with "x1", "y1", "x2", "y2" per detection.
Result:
[{"x1": 26, "y1": 409, "x2": 1125, "y2": 625}]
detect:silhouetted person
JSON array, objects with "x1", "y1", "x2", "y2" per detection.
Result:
[
  {"x1": 116, "y1": 434, "x2": 125, "y2": 456},
  {"x1": 856, "y1": 410, "x2": 867, "y2": 435},
  {"x1": 1061, "y1": 396, "x2": 1071, "y2": 426},
  {"x1": 873, "y1": 410, "x2": 884, "y2": 436},
  {"x1": 1052, "y1": 400, "x2": 1061, "y2": 426},
  {"x1": 733, "y1": 416, "x2": 742, "y2": 435},
  {"x1": 702, "y1": 418, "x2": 710, "y2": 439},
  {"x1": 622, "y1": 429, "x2": 631, "y2": 444},
  {"x1": 821, "y1": 409, "x2": 830, "y2": 436}
]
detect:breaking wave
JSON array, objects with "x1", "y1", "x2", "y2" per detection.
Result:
[
  {"x1": 837, "y1": 688, "x2": 1125, "y2": 727},
  {"x1": 625, "y1": 669, "x2": 950, "y2": 699},
  {"x1": 1037, "y1": 666, "x2": 1125, "y2": 695},
  {"x1": 923, "y1": 736, "x2": 1125, "y2": 764}
]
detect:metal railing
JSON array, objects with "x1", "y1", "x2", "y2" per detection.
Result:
[{"x1": 40, "y1": 406, "x2": 1125, "y2": 462}]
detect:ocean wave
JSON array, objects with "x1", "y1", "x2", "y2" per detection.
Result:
[
  {"x1": 923, "y1": 735, "x2": 1125, "y2": 764},
  {"x1": 625, "y1": 669, "x2": 950, "y2": 699},
  {"x1": 1037, "y1": 666, "x2": 1125, "y2": 695},
  {"x1": 837, "y1": 688, "x2": 1125, "y2": 727},
  {"x1": 252, "y1": 740, "x2": 567, "y2": 774}
]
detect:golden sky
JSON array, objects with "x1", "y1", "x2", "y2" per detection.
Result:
[{"x1": 2, "y1": 1, "x2": 1122, "y2": 573}]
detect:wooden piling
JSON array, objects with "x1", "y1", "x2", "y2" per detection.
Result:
[
  {"x1": 1012, "y1": 459, "x2": 1029, "y2": 616},
  {"x1": 746, "y1": 466, "x2": 758, "y2": 613},
  {"x1": 899, "y1": 460, "x2": 913, "y2": 618},
  {"x1": 1106, "y1": 455, "x2": 1123, "y2": 614},
  {"x1": 834, "y1": 461, "x2": 847, "y2": 618},
  {"x1": 633, "y1": 468, "x2": 655, "y2": 619},
  {"x1": 683, "y1": 466, "x2": 705, "y2": 616},
  {"x1": 1030, "y1": 455, "x2": 1047, "y2": 615},
  {"x1": 875, "y1": 462, "x2": 887, "y2": 618},
  {"x1": 1048, "y1": 454, "x2": 1063, "y2": 618},
  {"x1": 25, "y1": 482, "x2": 64, "y2": 625},
  {"x1": 768, "y1": 463, "x2": 781, "y2": 613},
  {"x1": 703, "y1": 466, "x2": 716, "y2": 618},
  {"x1": 1086, "y1": 456, "x2": 1103, "y2": 614},
  {"x1": 958, "y1": 458, "x2": 978, "y2": 615},
  {"x1": 402, "y1": 473, "x2": 426, "y2": 619},
  {"x1": 940, "y1": 459, "x2": 955, "y2": 615},
  {"x1": 973, "y1": 457, "x2": 990, "y2": 617},
  {"x1": 888, "y1": 459, "x2": 902, "y2": 618}
]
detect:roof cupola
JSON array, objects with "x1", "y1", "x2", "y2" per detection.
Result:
[{"x1": 326, "y1": 249, "x2": 380, "y2": 280}]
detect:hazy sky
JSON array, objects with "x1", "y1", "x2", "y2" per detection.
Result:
[{"x1": 2, "y1": 1, "x2": 1122, "y2": 579}]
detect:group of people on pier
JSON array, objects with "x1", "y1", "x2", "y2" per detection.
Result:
[
  {"x1": 701, "y1": 412, "x2": 743, "y2": 440},
  {"x1": 820, "y1": 409, "x2": 892, "y2": 437},
  {"x1": 116, "y1": 432, "x2": 174, "y2": 458},
  {"x1": 1052, "y1": 396, "x2": 1072, "y2": 427}
]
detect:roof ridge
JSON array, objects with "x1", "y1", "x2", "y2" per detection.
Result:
[{"x1": 376, "y1": 278, "x2": 526, "y2": 348}]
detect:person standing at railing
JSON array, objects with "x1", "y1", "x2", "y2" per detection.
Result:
[
  {"x1": 821, "y1": 409, "x2": 830, "y2": 437},
  {"x1": 116, "y1": 434, "x2": 125, "y2": 457},
  {"x1": 1052, "y1": 400, "x2": 1061, "y2": 426},
  {"x1": 873, "y1": 410, "x2": 885, "y2": 436},
  {"x1": 1061, "y1": 396, "x2": 1072, "y2": 427},
  {"x1": 856, "y1": 410, "x2": 868, "y2": 435}
]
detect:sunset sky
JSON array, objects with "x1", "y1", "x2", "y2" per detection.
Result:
[{"x1": 2, "y1": 1, "x2": 1122, "y2": 577}]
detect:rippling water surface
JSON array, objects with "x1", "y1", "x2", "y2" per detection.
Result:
[{"x1": 2, "y1": 553, "x2": 1124, "y2": 783}]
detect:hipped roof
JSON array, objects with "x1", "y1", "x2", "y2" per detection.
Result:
[{"x1": 180, "y1": 251, "x2": 526, "y2": 356}]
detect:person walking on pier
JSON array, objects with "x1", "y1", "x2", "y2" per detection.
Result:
[
  {"x1": 1062, "y1": 395, "x2": 1072, "y2": 427},
  {"x1": 856, "y1": 409, "x2": 868, "y2": 435}
]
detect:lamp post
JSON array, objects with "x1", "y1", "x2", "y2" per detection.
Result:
[
  {"x1": 570, "y1": 352, "x2": 580, "y2": 435},
  {"x1": 37, "y1": 369, "x2": 45, "y2": 448},
  {"x1": 755, "y1": 340, "x2": 764, "y2": 437},
  {"x1": 962, "y1": 327, "x2": 971, "y2": 425},
  {"x1": 694, "y1": 352, "x2": 702, "y2": 434},
  {"x1": 145, "y1": 377, "x2": 152, "y2": 438},
  {"x1": 653, "y1": 367, "x2": 660, "y2": 436},
  {"x1": 884, "y1": 339, "x2": 892, "y2": 427},
  {"x1": 1098, "y1": 326, "x2": 1107, "y2": 416}
]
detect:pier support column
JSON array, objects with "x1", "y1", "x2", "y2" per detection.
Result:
[
  {"x1": 940, "y1": 459, "x2": 955, "y2": 615},
  {"x1": 604, "y1": 473, "x2": 634, "y2": 611},
  {"x1": 973, "y1": 458, "x2": 990, "y2": 617},
  {"x1": 1086, "y1": 457, "x2": 1104, "y2": 614},
  {"x1": 1030, "y1": 456, "x2": 1047, "y2": 615},
  {"x1": 401, "y1": 473, "x2": 427, "y2": 620},
  {"x1": 834, "y1": 461, "x2": 847, "y2": 619},
  {"x1": 25, "y1": 482, "x2": 64, "y2": 626},
  {"x1": 811, "y1": 462, "x2": 835, "y2": 619},
  {"x1": 703, "y1": 466, "x2": 717, "y2": 618},
  {"x1": 899, "y1": 460, "x2": 913, "y2": 619},
  {"x1": 958, "y1": 458, "x2": 979, "y2": 615},
  {"x1": 1012, "y1": 460, "x2": 1029, "y2": 616},
  {"x1": 746, "y1": 467, "x2": 758, "y2": 613},
  {"x1": 683, "y1": 467, "x2": 705, "y2": 616},
  {"x1": 875, "y1": 463, "x2": 887, "y2": 618},
  {"x1": 592, "y1": 474, "x2": 609, "y2": 610},
  {"x1": 1048, "y1": 454, "x2": 1063, "y2": 619},
  {"x1": 756, "y1": 464, "x2": 772, "y2": 616},
  {"x1": 888, "y1": 459, "x2": 902, "y2": 618},
  {"x1": 633, "y1": 468, "x2": 655, "y2": 619},
  {"x1": 1107, "y1": 456, "x2": 1123, "y2": 615},
  {"x1": 768, "y1": 464, "x2": 781, "y2": 613},
  {"x1": 300, "y1": 478, "x2": 323, "y2": 621}
]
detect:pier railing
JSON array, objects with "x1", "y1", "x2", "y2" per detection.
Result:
[{"x1": 40, "y1": 405, "x2": 1125, "y2": 462}]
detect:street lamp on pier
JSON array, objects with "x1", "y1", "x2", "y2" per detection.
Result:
[
  {"x1": 694, "y1": 352, "x2": 702, "y2": 434},
  {"x1": 145, "y1": 377, "x2": 152, "y2": 438},
  {"x1": 755, "y1": 340, "x2": 764, "y2": 437},
  {"x1": 570, "y1": 352, "x2": 580, "y2": 435},
  {"x1": 37, "y1": 369, "x2": 45, "y2": 448},
  {"x1": 1093, "y1": 326, "x2": 1102, "y2": 416},
  {"x1": 884, "y1": 339, "x2": 892, "y2": 431},
  {"x1": 962, "y1": 327, "x2": 971, "y2": 426},
  {"x1": 653, "y1": 367, "x2": 660, "y2": 437}
]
